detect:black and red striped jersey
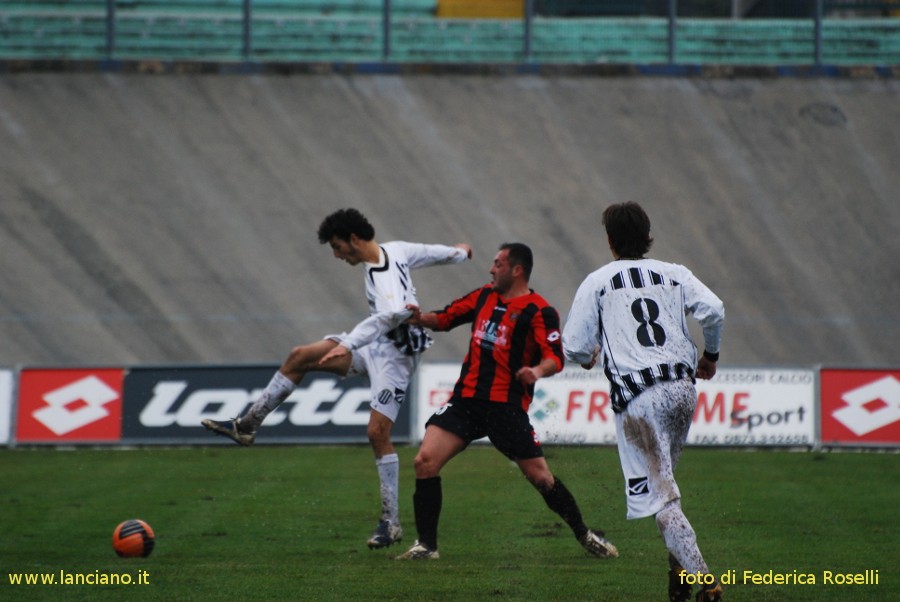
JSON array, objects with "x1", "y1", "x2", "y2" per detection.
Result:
[{"x1": 434, "y1": 285, "x2": 564, "y2": 411}]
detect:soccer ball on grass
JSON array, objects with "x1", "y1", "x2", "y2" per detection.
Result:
[{"x1": 112, "y1": 519, "x2": 155, "y2": 558}]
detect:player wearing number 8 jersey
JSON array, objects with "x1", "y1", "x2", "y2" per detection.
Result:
[
  {"x1": 571, "y1": 259, "x2": 723, "y2": 413},
  {"x1": 563, "y1": 202, "x2": 725, "y2": 602}
]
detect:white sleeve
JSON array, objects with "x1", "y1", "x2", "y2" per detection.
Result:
[
  {"x1": 340, "y1": 308, "x2": 414, "y2": 351},
  {"x1": 562, "y1": 274, "x2": 602, "y2": 366},
  {"x1": 398, "y1": 242, "x2": 469, "y2": 270},
  {"x1": 681, "y1": 268, "x2": 725, "y2": 354}
]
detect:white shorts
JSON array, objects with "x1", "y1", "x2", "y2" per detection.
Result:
[
  {"x1": 615, "y1": 379, "x2": 696, "y2": 519},
  {"x1": 326, "y1": 334, "x2": 419, "y2": 423}
]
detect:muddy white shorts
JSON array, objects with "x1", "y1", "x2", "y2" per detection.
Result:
[
  {"x1": 615, "y1": 379, "x2": 697, "y2": 519},
  {"x1": 326, "y1": 334, "x2": 419, "y2": 423}
]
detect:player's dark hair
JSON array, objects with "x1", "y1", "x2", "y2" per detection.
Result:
[
  {"x1": 317, "y1": 208, "x2": 375, "y2": 244},
  {"x1": 602, "y1": 202, "x2": 654, "y2": 259},
  {"x1": 500, "y1": 242, "x2": 534, "y2": 280}
]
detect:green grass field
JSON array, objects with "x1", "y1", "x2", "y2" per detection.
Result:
[{"x1": 1, "y1": 445, "x2": 897, "y2": 601}]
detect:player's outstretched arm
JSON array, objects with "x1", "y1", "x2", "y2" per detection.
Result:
[
  {"x1": 454, "y1": 243, "x2": 473, "y2": 259},
  {"x1": 405, "y1": 304, "x2": 439, "y2": 330},
  {"x1": 403, "y1": 242, "x2": 472, "y2": 269},
  {"x1": 317, "y1": 308, "x2": 415, "y2": 365}
]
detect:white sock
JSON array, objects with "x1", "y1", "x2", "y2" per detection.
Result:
[
  {"x1": 376, "y1": 453, "x2": 400, "y2": 524},
  {"x1": 242, "y1": 371, "x2": 296, "y2": 430},
  {"x1": 655, "y1": 500, "x2": 710, "y2": 575}
]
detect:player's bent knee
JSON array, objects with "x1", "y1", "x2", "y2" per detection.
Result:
[
  {"x1": 518, "y1": 459, "x2": 554, "y2": 491},
  {"x1": 283, "y1": 345, "x2": 309, "y2": 369},
  {"x1": 284, "y1": 342, "x2": 329, "y2": 372},
  {"x1": 528, "y1": 473, "x2": 555, "y2": 492},
  {"x1": 413, "y1": 452, "x2": 439, "y2": 478}
]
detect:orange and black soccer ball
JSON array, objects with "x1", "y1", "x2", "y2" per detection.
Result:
[{"x1": 112, "y1": 519, "x2": 155, "y2": 558}]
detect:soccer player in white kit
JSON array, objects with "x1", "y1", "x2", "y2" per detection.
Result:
[
  {"x1": 562, "y1": 202, "x2": 725, "y2": 602},
  {"x1": 203, "y1": 208, "x2": 471, "y2": 550}
]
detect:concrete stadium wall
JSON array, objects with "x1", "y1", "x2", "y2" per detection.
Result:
[{"x1": 0, "y1": 73, "x2": 897, "y2": 368}]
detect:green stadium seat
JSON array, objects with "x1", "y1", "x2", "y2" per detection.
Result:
[{"x1": 0, "y1": 1, "x2": 897, "y2": 65}]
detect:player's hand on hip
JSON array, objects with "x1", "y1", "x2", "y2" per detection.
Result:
[
  {"x1": 696, "y1": 356, "x2": 717, "y2": 380},
  {"x1": 319, "y1": 344, "x2": 351, "y2": 366},
  {"x1": 516, "y1": 366, "x2": 541, "y2": 386}
]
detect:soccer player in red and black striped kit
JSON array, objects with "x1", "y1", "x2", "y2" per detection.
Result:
[{"x1": 395, "y1": 242, "x2": 618, "y2": 560}]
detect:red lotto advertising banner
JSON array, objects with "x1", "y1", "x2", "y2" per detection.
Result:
[
  {"x1": 820, "y1": 368, "x2": 900, "y2": 447},
  {"x1": 414, "y1": 364, "x2": 816, "y2": 447},
  {"x1": 15, "y1": 368, "x2": 125, "y2": 443}
]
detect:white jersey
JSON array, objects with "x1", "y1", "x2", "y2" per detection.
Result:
[
  {"x1": 563, "y1": 258, "x2": 724, "y2": 413},
  {"x1": 340, "y1": 241, "x2": 469, "y2": 355}
]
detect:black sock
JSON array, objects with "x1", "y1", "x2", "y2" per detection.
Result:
[
  {"x1": 413, "y1": 477, "x2": 442, "y2": 550},
  {"x1": 540, "y1": 476, "x2": 589, "y2": 541}
]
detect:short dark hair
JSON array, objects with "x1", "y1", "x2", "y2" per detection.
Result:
[
  {"x1": 317, "y1": 208, "x2": 375, "y2": 244},
  {"x1": 602, "y1": 202, "x2": 653, "y2": 259},
  {"x1": 499, "y1": 242, "x2": 534, "y2": 280}
]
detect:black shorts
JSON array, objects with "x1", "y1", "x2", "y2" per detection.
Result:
[{"x1": 425, "y1": 397, "x2": 544, "y2": 461}]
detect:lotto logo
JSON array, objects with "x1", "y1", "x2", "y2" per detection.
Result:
[
  {"x1": 428, "y1": 389, "x2": 452, "y2": 409},
  {"x1": 820, "y1": 370, "x2": 900, "y2": 445},
  {"x1": 627, "y1": 477, "x2": 649, "y2": 496},
  {"x1": 832, "y1": 376, "x2": 900, "y2": 436},
  {"x1": 119, "y1": 366, "x2": 401, "y2": 443},
  {"x1": 136, "y1": 379, "x2": 370, "y2": 427},
  {"x1": 16, "y1": 369, "x2": 124, "y2": 442}
]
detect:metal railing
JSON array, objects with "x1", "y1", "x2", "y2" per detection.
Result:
[{"x1": 1, "y1": 0, "x2": 898, "y2": 66}]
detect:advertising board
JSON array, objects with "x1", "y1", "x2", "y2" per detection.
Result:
[
  {"x1": 0, "y1": 370, "x2": 12, "y2": 445},
  {"x1": 414, "y1": 364, "x2": 816, "y2": 447},
  {"x1": 12, "y1": 365, "x2": 409, "y2": 445},
  {"x1": 122, "y1": 365, "x2": 392, "y2": 444},
  {"x1": 820, "y1": 368, "x2": 900, "y2": 447},
  {"x1": 15, "y1": 368, "x2": 125, "y2": 443}
]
